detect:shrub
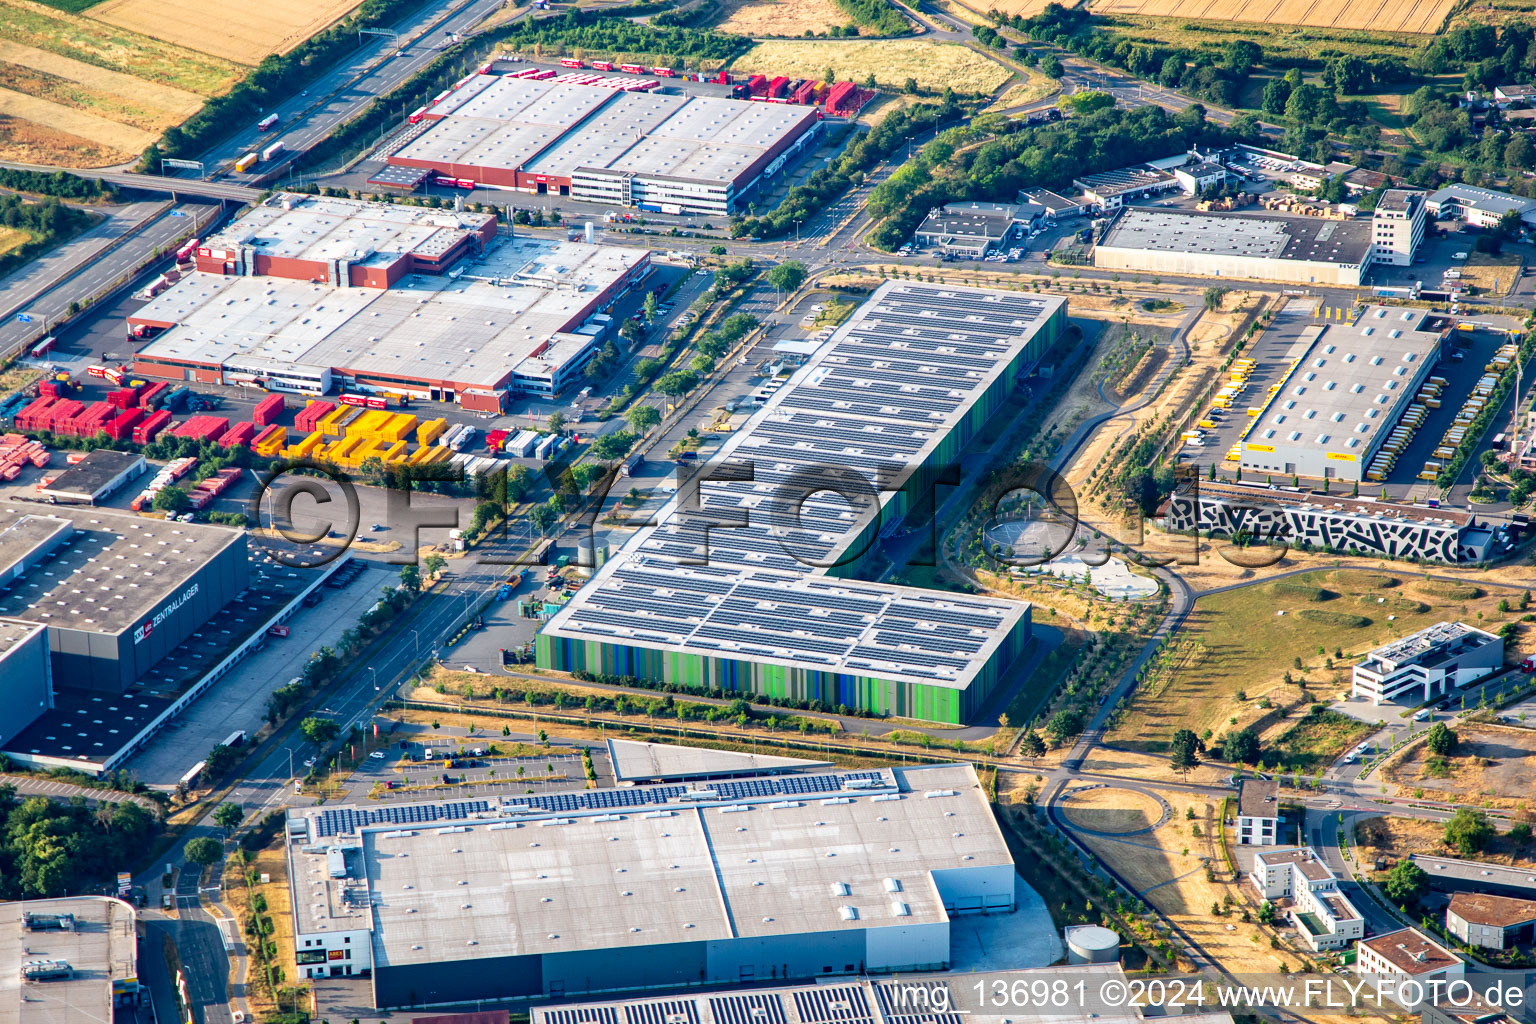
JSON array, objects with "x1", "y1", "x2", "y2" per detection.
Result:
[{"x1": 1296, "y1": 610, "x2": 1371, "y2": 628}]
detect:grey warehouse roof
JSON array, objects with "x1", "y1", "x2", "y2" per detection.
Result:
[
  {"x1": 1427, "y1": 183, "x2": 1536, "y2": 220},
  {"x1": 1100, "y1": 208, "x2": 1373, "y2": 266},
  {"x1": 607, "y1": 739, "x2": 831, "y2": 783},
  {"x1": 1249, "y1": 305, "x2": 1440, "y2": 462},
  {"x1": 287, "y1": 763, "x2": 1011, "y2": 968},
  {"x1": 541, "y1": 283, "x2": 1060, "y2": 688},
  {"x1": 0, "y1": 506, "x2": 244, "y2": 636},
  {"x1": 0, "y1": 896, "x2": 137, "y2": 1024}
]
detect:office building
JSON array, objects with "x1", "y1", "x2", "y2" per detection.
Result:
[
  {"x1": 1352, "y1": 621, "x2": 1504, "y2": 705},
  {"x1": 387, "y1": 73, "x2": 820, "y2": 216},
  {"x1": 132, "y1": 194, "x2": 652, "y2": 409},
  {"x1": 1162, "y1": 481, "x2": 1510, "y2": 564},
  {"x1": 36, "y1": 450, "x2": 147, "y2": 505},
  {"x1": 1235, "y1": 779, "x2": 1279, "y2": 845},
  {"x1": 0, "y1": 896, "x2": 140, "y2": 1018},
  {"x1": 1073, "y1": 166, "x2": 1177, "y2": 209},
  {"x1": 1446, "y1": 893, "x2": 1536, "y2": 950},
  {"x1": 285, "y1": 763, "x2": 1017, "y2": 1005},
  {"x1": 1093, "y1": 208, "x2": 1374, "y2": 286},
  {"x1": 911, "y1": 202, "x2": 1041, "y2": 257},
  {"x1": 1426, "y1": 184, "x2": 1536, "y2": 230},
  {"x1": 1371, "y1": 190, "x2": 1427, "y2": 266},
  {"x1": 1249, "y1": 847, "x2": 1363, "y2": 952},
  {"x1": 538, "y1": 284, "x2": 1066, "y2": 723},
  {"x1": 1356, "y1": 928, "x2": 1463, "y2": 1010},
  {"x1": 1240, "y1": 306, "x2": 1442, "y2": 483}
]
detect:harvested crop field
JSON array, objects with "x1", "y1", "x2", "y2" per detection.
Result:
[
  {"x1": 90, "y1": 0, "x2": 363, "y2": 63},
  {"x1": 732, "y1": 39, "x2": 1012, "y2": 94},
  {"x1": 0, "y1": 0, "x2": 239, "y2": 165},
  {"x1": 716, "y1": 0, "x2": 857, "y2": 36},
  {"x1": 954, "y1": 0, "x2": 1059, "y2": 16},
  {"x1": 1086, "y1": 0, "x2": 1452, "y2": 34}
]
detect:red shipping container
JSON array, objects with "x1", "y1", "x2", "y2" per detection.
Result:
[
  {"x1": 173, "y1": 415, "x2": 229, "y2": 442},
  {"x1": 218, "y1": 422, "x2": 256, "y2": 447},
  {"x1": 46, "y1": 400, "x2": 83, "y2": 433},
  {"x1": 767, "y1": 76, "x2": 789, "y2": 98},
  {"x1": 133, "y1": 410, "x2": 172, "y2": 444},
  {"x1": 252, "y1": 394, "x2": 285, "y2": 427},
  {"x1": 748, "y1": 74, "x2": 768, "y2": 96},
  {"x1": 792, "y1": 80, "x2": 816, "y2": 105},
  {"x1": 38, "y1": 381, "x2": 59, "y2": 400},
  {"x1": 295, "y1": 400, "x2": 335, "y2": 433},
  {"x1": 16, "y1": 396, "x2": 55, "y2": 431},
  {"x1": 106, "y1": 409, "x2": 143, "y2": 440},
  {"x1": 138, "y1": 382, "x2": 170, "y2": 410}
]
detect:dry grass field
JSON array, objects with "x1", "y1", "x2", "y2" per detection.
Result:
[
  {"x1": 90, "y1": 0, "x2": 364, "y2": 63},
  {"x1": 1461, "y1": 252, "x2": 1523, "y2": 296},
  {"x1": 0, "y1": 226, "x2": 31, "y2": 261},
  {"x1": 1086, "y1": 0, "x2": 1452, "y2": 34},
  {"x1": 1354, "y1": 814, "x2": 1533, "y2": 867},
  {"x1": 1105, "y1": 569, "x2": 1513, "y2": 755},
  {"x1": 222, "y1": 842, "x2": 299, "y2": 1015},
  {"x1": 716, "y1": 0, "x2": 858, "y2": 36},
  {"x1": 1059, "y1": 785, "x2": 1164, "y2": 833},
  {"x1": 952, "y1": 0, "x2": 1059, "y2": 16},
  {"x1": 733, "y1": 40, "x2": 1012, "y2": 94},
  {"x1": 1062, "y1": 785, "x2": 1311, "y2": 973},
  {"x1": 0, "y1": 0, "x2": 239, "y2": 165},
  {"x1": 1383, "y1": 723, "x2": 1536, "y2": 811},
  {"x1": 984, "y1": 69, "x2": 1059, "y2": 110}
]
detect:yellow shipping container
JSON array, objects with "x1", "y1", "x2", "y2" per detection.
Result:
[
  {"x1": 318, "y1": 406, "x2": 355, "y2": 438},
  {"x1": 285, "y1": 431, "x2": 323, "y2": 458},
  {"x1": 374, "y1": 413, "x2": 418, "y2": 443},
  {"x1": 416, "y1": 418, "x2": 448, "y2": 446}
]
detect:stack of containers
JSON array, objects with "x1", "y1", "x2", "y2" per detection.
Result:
[
  {"x1": 294, "y1": 400, "x2": 335, "y2": 433},
  {"x1": 132, "y1": 410, "x2": 172, "y2": 444},
  {"x1": 172, "y1": 415, "x2": 230, "y2": 442},
  {"x1": 14, "y1": 396, "x2": 57, "y2": 432},
  {"x1": 188, "y1": 467, "x2": 243, "y2": 509},
  {"x1": 218, "y1": 422, "x2": 257, "y2": 447},
  {"x1": 416, "y1": 418, "x2": 448, "y2": 446},
  {"x1": 252, "y1": 394, "x2": 285, "y2": 426},
  {"x1": 0, "y1": 434, "x2": 51, "y2": 480},
  {"x1": 138, "y1": 382, "x2": 171, "y2": 411},
  {"x1": 485, "y1": 429, "x2": 509, "y2": 452},
  {"x1": 251, "y1": 425, "x2": 286, "y2": 456},
  {"x1": 106, "y1": 408, "x2": 143, "y2": 441}
]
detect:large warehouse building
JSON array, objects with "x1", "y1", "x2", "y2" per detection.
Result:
[
  {"x1": 132, "y1": 194, "x2": 652, "y2": 409},
  {"x1": 537, "y1": 283, "x2": 1066, "y2": 723},
  {"x1": 0, "y1": 896, "x2": 141, "y2": 1015},
  {"x1": 285, "y1": 762, "x2": 1016, "y2": 1005},
  {"x1": 1240, "y1": 306, "x2": 1442, "y2": 483},
  {"x1": 1094, "y1": 207, "x2": 1374, "y2": 285},
  {"x1": 386, "y1": 73, "x2": 821, "y2": 216}
]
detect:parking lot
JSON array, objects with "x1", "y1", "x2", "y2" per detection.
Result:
[{"x1": 339, "y1": 732, "x2": 619, "y2": 802}]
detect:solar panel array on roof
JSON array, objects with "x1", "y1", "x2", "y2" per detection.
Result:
[
  {"x1": 544, "y1": 284, "x2": 1059, "y2": 689},
  {"x1": 709, "y1": 994, "x2": 786, "y2": 1024},
  {"x1": 794, "y1": 986, "x2": 873, "y2": 1024},
  {"x1": 543, "y1": 1009, "x2": 619, "y2": 1024},
  {"x1": 624, "y1": 1001, "x2": 699, "y2": 1024},
  {"x1": 311, "y1": 800, "x2": 492, "y2": 837}
]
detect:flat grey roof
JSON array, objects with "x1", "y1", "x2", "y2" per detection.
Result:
[
  {"x1": 1427, "y1": 184, "x2": 1536, "y2": 219},
  {"x1": 37, "y1": 450, "x2": 145, "y2": 502},
  {"x1": 0, "y1": 506, "x2": 243, "y2": 636},
  {"x1": 607, "y1": 739, "x2": 831, "y2": 783},
  {"x1": 399, "y1": 74, "x2": 813, "y2": 189},
  {"x1": 1248, "y1": 305, "x2": 1440, "y2": 460},
  {"x1": 1413, "y1": 854, "x2": 1536, "y2": 892},
  {"x1": 1073, "y1": 166, "x2": 1174, "y2": 195},
  {"x1": 1237, "y1": 778, "x2": 1278, "y2": 818},
  {"x1": 542, "y1": 283, "x2": 1058, "y2": 689},
  {"x1": 201, "y1": 193, "x2": 493, "y2": 265},
  {"x1": 1361, "y1": 621, "x2": 1497, "y2": 672},
  {"x1": 1376, "y1": 189, "x2": 1422, "y2": 214},
  {"x1": 0, "y1": 896, "x2": 137, "y2": 1024},
  {"x1": 1100, "y1": 208, "x2": 1373, "y2": 266},
  {"x1": 287, "y1": 763, "x2": 1011, "y2": 968},
  {"x1": 135, "y1": 236, "x2": 645, "y2": 388}
]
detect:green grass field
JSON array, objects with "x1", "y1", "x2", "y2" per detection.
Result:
[{"x1": 1105, "y1": 569, "x2": 1514, "y2": 755}]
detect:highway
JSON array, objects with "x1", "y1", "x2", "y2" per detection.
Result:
[{"x1": 212, "y1": 0, "x2": 514, "y2": 183}]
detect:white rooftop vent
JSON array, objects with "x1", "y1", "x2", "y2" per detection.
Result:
[{"x1": 838, "y1": 906, "x2": 859, "y2": 921}]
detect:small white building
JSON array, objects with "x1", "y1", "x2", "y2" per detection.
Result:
[
  {"x1": 1426, "y1": 184, "x2": 1536, "y2": 230},
  {"x1": 1249, "y1": 847, "x2": 1363, "y2": 951},
  {"x1": 1356, "y1": 928, "x2": 1464, "y2": 1010},
  {"x1": 1235, "y1": 779, "x2": 1279, "y2": 845},
  {"x1": 1446, "y1": 892, "x2": 1536, "y2": 950},
  {"x1": 1174, "y1": 161, "x2": 1228, "y2": 195},
  {"x1": 1352, "y1": 621, "x2": 1504, "y2": 705}
]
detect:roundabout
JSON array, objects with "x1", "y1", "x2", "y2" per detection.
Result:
[{"x1": 1057, "y1": 784, "x2": 1173, "y2": 837}]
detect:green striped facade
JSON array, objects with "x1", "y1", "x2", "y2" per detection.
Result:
[
  {"x1": 535, "y1": 299, "x2": 1064, "y2": 723},
  {"x1": 536, "y1": 607, "x2": 1031, "y2": 725}
]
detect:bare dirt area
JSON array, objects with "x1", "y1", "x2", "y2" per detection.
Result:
[
  {"x1": 1384, "y1": 723, "x2": 1536, "y2": 811},
  {"x1": 1085, "y1": 0, "x2": 1451, "y2": 34},
  {"x1": 715, "y1": 0, "x2": 857, "y2": 36},
  {"x1": 1062, "y1": 786, "x2": 1312, "y2": 973},
  {"x1": 1354, "y1": 814, "x2": 1532, "y2": 867},
  {"x1": 90, "y1": 0, "x2": 362, "y2": 62}
]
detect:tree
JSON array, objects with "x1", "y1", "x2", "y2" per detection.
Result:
[
  {"x1": 766, "y1": 259, "x2": 808, "y2": 294},
  {"x1": 654, "y1": 370, "x2": 699, "y2": 397},
  {"x1": 1203, "y1": 286, "x2": 1228, "y2": 310},
  {"x1": 619, "y1": 318, "x2": 643, "y2": 343},
  {"x1": 1222, "y1": 727, "x2": 1261, "y2": 764},
  {"x1": 625, "y1": 404, "x2": 660, "y2": 433},
  {"x1": 1040, "y1": 54, "x2": 1063, "y2": 78},
  {"x1": 213, "y1": 803, "x2": 244, "y2": 831},
  {"x1": 1169, "y1": 728, "x2": 1202, "y2": 775},
  {"x1": 1020, "y1": 730, "x2": 1046, "y2": 758},
  {"x1": 153, "y1": 486, "x2": 190, "y2": 514},
  {"x1": 1383, "y1": 859, "x2": 1427, "y2": 905},
  {"x1": 301, "y1": 716, "x2": 340, "y2": 745},
  {"x1": 1425, "y1": 721, "x2": 1458, "y2": 756},
  {"x1": 547, "y1": 411, "x2": 566, "y2": 434},
  {"x1": 1508, "y1": 822, "x2": 1533, "y2": 846},
  {"x1": 184, "y1": 837, "x2": 223, "y2": 867},
  {"x1": 1224, "y1": 39, "x2": 1262, "y2": 76},
  {"x1": 642, "y1": 291, "x2": 658, "y2": 323},
  {"x1": 423, "y1": 553, "x2": 446, "y2": 579},
  {"x1": 1444, "y1": 807, "x2": 1494, "y2": 856},
  {"x1": 1045, "y1": 707, "x2": 1084, "y2": 744},
  {"x1": 399, "y1": 564, "x2": 421, "y2": 592},
  {"x1": 1256, "y1": 900, "x2": 1277, "y2": 924},
  {"x1": 1062, "y1": 90, "x2": 1115, "y2": 115},
  {"x1": 529, "y1": 501, "x2": 559, "y2": 535},
  {"x1": 203, "y1": 743, "x2": 239, "y2": 778}
]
